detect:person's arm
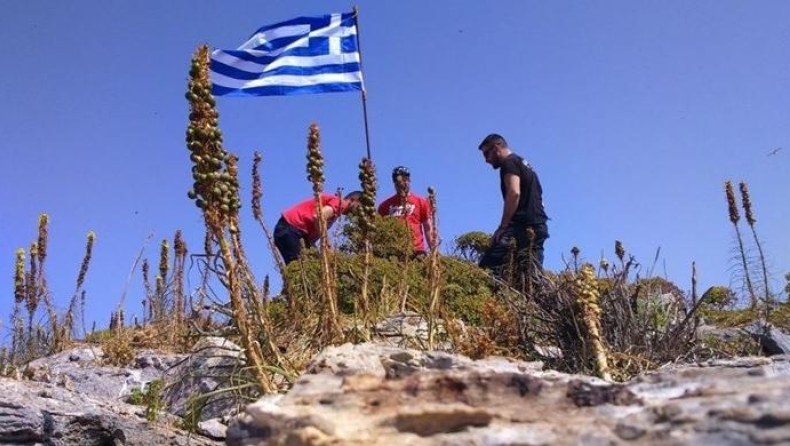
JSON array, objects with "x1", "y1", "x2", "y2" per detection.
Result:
[
  {"x1": 493, "y1": 173, "x2": 520, "y2": 242},
  {"x1": 320, "y1": 204, "x2": 337, "y2": 227}
]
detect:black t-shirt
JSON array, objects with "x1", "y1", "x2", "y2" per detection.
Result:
[{"x1": 499, "y1": 153, "x2": 548, "y2": 225}]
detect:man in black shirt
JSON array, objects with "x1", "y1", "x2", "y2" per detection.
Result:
[{"x1": 477, "y1": 133, "x2": 549, "y2": 271}]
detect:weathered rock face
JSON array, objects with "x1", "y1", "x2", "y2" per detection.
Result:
[
  {"x1": 162, "y1": 336, "x2": 250, "y2": 423},
  {"x1": 4, "y1": 342, "x2": 232, "y2": 444},
  {"x1": 227, "y1": 343, "x2": 790, "y2": 445},
  {"x1": 0, "y1": 377, "x2": 221, "y2": 445}
]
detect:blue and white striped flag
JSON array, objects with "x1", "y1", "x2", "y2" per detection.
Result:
[{"x1": 210, "y1": 12, "x2": 364, "y2": 97}]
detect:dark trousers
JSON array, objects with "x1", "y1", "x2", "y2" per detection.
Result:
[
  {"x1": 478, "y1": 222, "x2": 549, "y2": 272},
  {"x1": 273, "y1": 217, "x2": 310, "y2": 264}
]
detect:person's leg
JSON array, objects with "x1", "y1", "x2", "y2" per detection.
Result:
[
  {"x1": 530, "y1": 223, "x2": 549, "y2": 268},
  {"x1": 273, "y1": 217, "x2": 304, "y2": 264}
]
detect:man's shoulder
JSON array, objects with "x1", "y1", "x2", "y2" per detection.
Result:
[
  {"x1": 380, "y1": 194, "x2": 399, "y2": 205},
  {"x1": 503, "y1": 153, "x2": 535, "y2": 173}
]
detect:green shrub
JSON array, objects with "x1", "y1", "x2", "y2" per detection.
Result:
[
  {"x1": 452, "y1": 231, "x2": 491, "y2": 263},
  {"x1": 284, "y1": 253, "x2": 496, "y2": 326},
  {"x1": 340, "y1": 214, "x2": 414, "y2": 259}
]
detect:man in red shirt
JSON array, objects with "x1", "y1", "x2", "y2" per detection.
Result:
[
  {"x1": 378, "y1": 166, "x2": 435, "y2": 255},
  {"x1": 274, "y1": 191, "x2": 362, "y2": 264}
]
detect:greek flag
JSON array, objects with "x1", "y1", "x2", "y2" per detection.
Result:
[{"x1": 210, "y1": 12, "x2": 364, "y2": 97}]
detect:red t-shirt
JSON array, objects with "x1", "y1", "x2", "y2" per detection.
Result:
[
  {"x1": 378, "y1": 193, "x2": 431, "y2": 252},
  {"x1": 282, "y1": 194, "x2": 341, "y2": 242}
]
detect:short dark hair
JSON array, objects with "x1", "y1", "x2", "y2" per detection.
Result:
[
  {"x1": 479, "y1": 133, "x2": 507, "y2": 151},
  {"x1": 344, "y1": 191, "x2": 363, "y2": 200}
]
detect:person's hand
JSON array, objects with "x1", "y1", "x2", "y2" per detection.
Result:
[{"x1": 492, "y1": 226, "x2": 507, "y2": 244}]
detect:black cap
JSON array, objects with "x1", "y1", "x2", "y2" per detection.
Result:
[{"x1": 392, "y1": 166, "x2": 410, "y2": 180}]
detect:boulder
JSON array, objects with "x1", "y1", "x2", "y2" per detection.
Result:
[{"x1": 228, "y1": 343, "x2": 790, "y2": 445}]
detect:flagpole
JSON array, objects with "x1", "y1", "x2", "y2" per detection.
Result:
[{"x1": 353, "y1": 6, "x2": 373, "y2": 160}]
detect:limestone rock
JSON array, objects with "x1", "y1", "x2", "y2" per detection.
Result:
[
  {"x1": 228, "y1": 343, "x2": 790, "y2": 445},
  {"x1": 0, "y1": 377, "x2": 221, "y2": 445}
]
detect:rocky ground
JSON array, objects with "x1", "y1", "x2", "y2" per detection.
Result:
[
  {"x1": 227, "y1": 343, "x2": 790, "y2": 445},
  {"x1": 2, "y1": 316, "x2": 790, "y2": 445}
]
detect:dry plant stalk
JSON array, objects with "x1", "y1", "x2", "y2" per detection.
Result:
[
  {"x1": 394, "y1": 173, "x2": 412, "y2": 308},
  {"x1": 725, "y1": 181, "x2": 757, "y2": 308},
  {"x1": 35, "y1": 214, "x2": 61, "y2": 350},
  {"x1": 426, "y1": 186, "x2": 442, "y2": 349},
  {"x1": 574, "y1": 264, "x2": 612, "y2": 381},
  {"x1": 252, "y1": 151, "x2": 286, "y2": 281},
  {"x1": 306, "y1": 123, "x2": 341, "y2": 340},
  {"x1": 173, "y1": 230, "x2": 188, "y2": 329},
  {"x1": 11, "y1": 248, "x2": 25, "y2": 365},
  {"x1": 64, "y1": 231, "x2": 96, "y2": 341},
  {"x1": 357, "y1": 157, "x2": 377, "y2": 324},
  {"x1": 739, "y1": 182, "x2": 771, "y2": 308},
  {"x1": 186, "y1": 44, "x2": 273, "y2": 392},
  {"x1": 153, "y1": 239, "x2": 169, "y2": 322}
]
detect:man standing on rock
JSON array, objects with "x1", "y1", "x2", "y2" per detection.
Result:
[{"x1": 477, "y1": 133, "x2": 549, "y2": 271}]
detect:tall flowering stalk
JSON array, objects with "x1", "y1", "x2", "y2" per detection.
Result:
[
  {"x1": 252, "y1": 151, "x2": 286, "y2": 281},
  {"x1": 173, "y1": 230, "x2": 188, "y2": 325},
  {"x1": 306, "y1": 123, "x2": 341, "y2": 339},
  {"x1": 64, "y1": 231, "x2": 95, "y2": 341},
  {"x1": 36, "y1": 214, "x2": 60, "y2": 350},
  {"x1": 11, "y1": 248, "x2": 25, "y2": 364},
  {"x1": 357, "y1": 157, "x2": 377, "y2": 320},
  {"x1": 725, "y1": 181, "x2": 756, "y2": 308},
  {"x1": 574, "y1": 264, "x2": 611, "y2": 381},
  {"x1": 426, "y1": 186, "x2": 443, "y2": 349},
  {"x1": 185, "y1": 44, "x2": 272, "y2": 392},
  {"x1": 614, "y1": 241, "x2": 625, "y2": 267},
  {"x1": 739, "y1": 182, "x2": 770, "y2": 305},
  {"x1": 154, "y1": 239, "x2": 169, "y2": 321}
]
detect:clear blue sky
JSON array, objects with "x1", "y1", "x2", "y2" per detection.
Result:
[{"x1": 2, "y1": 1, "x2": 789, "y2": 337}]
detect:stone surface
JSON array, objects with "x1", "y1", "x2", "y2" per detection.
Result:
[
  {"x1": 227, "y1": 343, "x2": 790, "y2": 445},
  {"x1": 0, "y1": 377, "x2": 221, "y2": 445},
  {"x1": 162, "y1": 337, "x2": 252, "y2": 421},
  {"x1": 24, "y1": 345, "x2": 185, "y2": 403},
  {"x1": 3, "y1": 339, "x2": 245, "y2": 443}
]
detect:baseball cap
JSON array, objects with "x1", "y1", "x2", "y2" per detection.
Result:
[{"x1": 392, "y1": 166, "x2": 410, "y2": 180}]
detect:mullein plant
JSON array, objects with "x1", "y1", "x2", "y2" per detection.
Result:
[
  {"x1": 574, "y1": 263, "x2": 612, "y2": 381},
  {"x1": 36, "y1": 216, "x2": 55, "y2": 340},
  {"x1": 426, "y1": 186, "x2": 443, "y2": 349},
  {"x1": 739, "y1": 182, "x2": 772, "y2": 308},
  {"x1": 141, "y1": 259, "x2": 152, "y2": 323},
  {"x1": 306, "y1": 123, "x2": 342, "y2": 340},
  {"x1": 173, "y1": 230, "x2": 188, "y2": 328},
  {"x1": 11, "y1": 248, "x2": 25, "y2": 366},
  {"x1": 63, "y1": 231, "x2": 95, "y2": 343},
  {"x1": 614, "y1": 240, "x2": 625, "y2": 272},
  {"x1": 154, "y1": 239, "x2": 169, "y2": 322},
  {"x1": 357, "y1": 157, "x2": 377, "y2": 323},
  {"x1": 725, "y1": 181, "x2": 757, "y2": 308},
  {"x1": 186, "y1": 45, "x2": 273, "y2": 392},
  {"x1": 252, "y1": 151, "x2": 286, "y2": 282}
]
